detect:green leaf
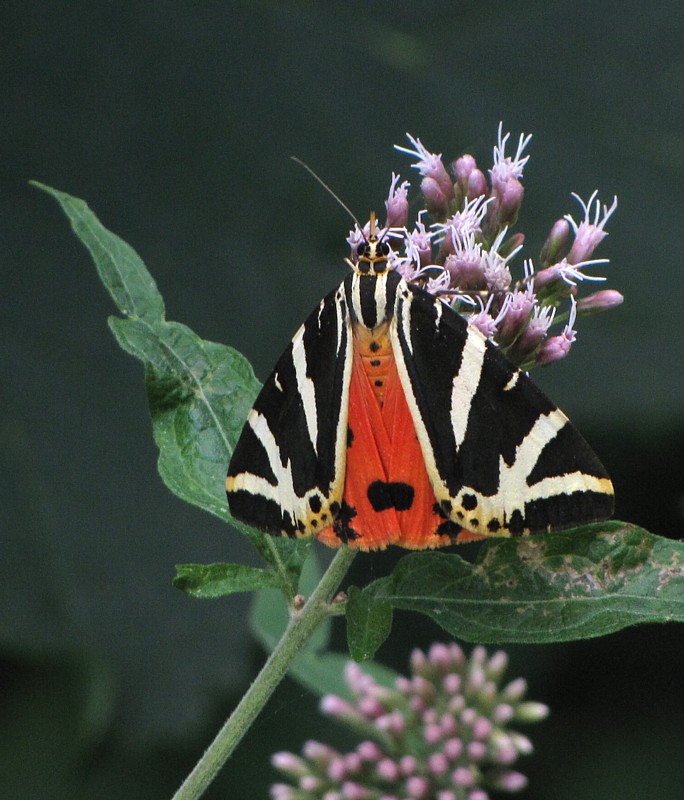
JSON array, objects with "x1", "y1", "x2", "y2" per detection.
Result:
[
  {"x1": 107, "y1": 315, "x2": 258, "y2": 525},
  {"x1": 31, "y1": 182, "x2": 166, "y2": 322},
  {"x1": 34, "y1": 182, "x2": 257, "y2": 525},
  {"x1": 346, "y1": 585, "x2": 393, "y2": 662},
  {"x1": 366, "y1": 522, "x2": 684, "y2": 643},
  {"x1": 33, "y1": 183, "x2": 307, "y2": 583},
  {"x1": 173, "y1": 563, "x2": 280, "y2": 598}
]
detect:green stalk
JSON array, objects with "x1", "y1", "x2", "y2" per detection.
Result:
[{"x1": 171, "y1": 545, "x2": 357, "y2": 800}]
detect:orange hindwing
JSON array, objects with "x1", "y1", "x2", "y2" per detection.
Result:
[{"x1": 317, "y1": 323, "x2": 478, "y2": 550}]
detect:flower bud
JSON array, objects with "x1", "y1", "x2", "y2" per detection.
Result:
[
  {"x1": 406, "y1": 776, "x2": 431, "y2": 798},
  {"x1": 270, "y1": 782, "x2": 297, "y2": 800},
  {"x1": 429, "y1": 642, "x2": 453, "y2": 669},
  {"x1": 540, "y1": 218, "x2": 570, "y2": 267},
  {"x1": 501, "y1": 678, "x2": 527, "y2": 702},
  {"x1": 496, "y1": 232, "x2": 525, "y2": 260},
  {"x1": 453, "y1": 154, "x2": 478, "y2": 189},
  {"x1": 487, "y1": 178, "x2": 524, "y2": 232},
  {"x1": 508, "y1": 306, "x2": 555, "y2": 364},
  {"x1": 493, "y1": 703, "x2": 514, "y2": 723},
  {"x1": 321, "y1": 695, "x2": 357, "y2": 719},
  {"x1": 466, "y1": 169, "x2": 488, "y2": 201},
  {"x1": 452, "y1": 766, "x2": 476, "y2": 787},
  {"x1": 376, "y1": 757, "x2": 400, "y2": 781},
  {"x1": 472, "y1": 717, "x2": 493, "y2": 740},
  {"x1": 385, "y1": 174, "x2": 410, "y2": 229},
  {"x1": 564, "y1": 192, "x2": 617, "y2": 264},
  {"x1": 514, "y1": 701, "x2": 550, "y2": 722},
  {"x1": 271, "y1": 752, "x2": 308, "y2": 777},
  {"x1": 567, "y1": 227, "x2": 608, "y2": 264},
  {"x1": 399, "y1": 755, "x2": 418, "y2": 775},
  {"x1": 301, "y1": 775, "x2": 324, "y2": 792},
  {"x1": 357, "y1": 741, "x2": 382, "y2": 761},
  {"x1": 421, "y1": 175, "x2": 450, "y2": 219},
  {"x1": 536, "y1": 333, "x2": 572, "y2": 365},
  {"x1": 532, "y1": 263, "x2": 563, "y2": 290},
  {"x1": 428, "y1": 752, "x2": 449, "y2": 775},
  {"x1": 490, "y1": 770, "x2": 528, "y2": 792},
  {"x1": 468, "y1": 741, "x2": 487, "y2": 761},
  {"x1": 443, "y1": 737, "x2": 463, "y2": 760},
  {"x1": 576, "y1": 289, "x2": 624, "y2": 314},
  {"x1": 469, "y1": 311, "x2": 498, "y2": 339},
  {"x1": 341, "y1": 780, "x2": 372, "y2": 799}
]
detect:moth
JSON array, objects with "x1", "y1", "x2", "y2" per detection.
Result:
[{"x1": 226, "y1": 215, "x2": 614, "y2": 550}]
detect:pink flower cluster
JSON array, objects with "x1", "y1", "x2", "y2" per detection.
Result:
[
  {"x1": 271, "y1": 644, "x2": 548, "y2": 800},
  {"x1": 347, "y1": 125, "x2": 622, "y2": 370}
]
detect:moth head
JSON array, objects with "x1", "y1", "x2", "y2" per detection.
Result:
[{"x1": 353, "y1": 211, "x2": 392, "y2": 276}]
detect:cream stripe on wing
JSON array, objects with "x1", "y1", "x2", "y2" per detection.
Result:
[
  {"x1": 228, "y1": 410, "x2": 305, "y2": 518},
  {"x1": 390, "y1": 288, "x2": 445, "y2": 494},
  {"x1": 291, "y1": 328, "x2": 319, "y2": 455},
  {"x1": 450, "y1": 326, "x2": 487, "y2": 450}
]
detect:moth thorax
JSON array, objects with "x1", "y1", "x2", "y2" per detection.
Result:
[{"x1": 346, "y1": 270, "x2": 399, "y2": 330}]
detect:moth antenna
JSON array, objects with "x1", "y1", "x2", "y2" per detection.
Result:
[{"x1": 290, "y1": 156, "x2": 362, "y2": 230}]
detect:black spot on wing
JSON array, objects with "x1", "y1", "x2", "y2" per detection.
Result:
[
  {"x1": 367, "y1": 481, "x2": 415, "y2": 512},
  {"x1": 436, "y1": 519, "x2": 462, "y2": 540},
  {"x1": 461, "y1": 493, "x2": 478, "y2": 511},
  {"x1": 347, "y1": 426, "x2": 354, "y2": 448},
  {"x1": 333, "y1": 501, "x2": 360, "y2": 543},
  {"x1": 433, "y1": 500, "x2": 451, "y2": 519},
  {"x1": 508, "y1": 509, "x2": 525, "y2": 536}
]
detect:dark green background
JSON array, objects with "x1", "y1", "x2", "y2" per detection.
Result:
[{"x1": 2, "y1": 2, "x2": 683, "y2": 798}]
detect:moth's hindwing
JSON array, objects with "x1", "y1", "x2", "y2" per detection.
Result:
[
  {"x1": 390, "y1": 281, "x2": 615, "y2": 538},
  {"x1": 226, "y1": 283, "x2": 352, "y2": 538}
]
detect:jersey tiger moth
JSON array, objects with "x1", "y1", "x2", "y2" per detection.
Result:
[{"x1": 226, "y1": 215, "x2": 614, "y2": 551}]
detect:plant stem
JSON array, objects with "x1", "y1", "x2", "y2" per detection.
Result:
[{"x1": 171, "y1": 545, "x2": 357, "y2": 800}]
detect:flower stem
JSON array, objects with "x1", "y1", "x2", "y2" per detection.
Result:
[{"x1": 171, "y1": 545, "x2": 357, "y2": 800}]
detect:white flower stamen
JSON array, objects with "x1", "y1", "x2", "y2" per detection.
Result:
[
  {"x1": 490, "y1": 122, "x2": 532, "y2": 183},
  {"x1": 565, "y1": 191, "x2": 618, "y2": 234},
  {"x1": 394, "y1": 133, "x2": 443, "y2": 175}
]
